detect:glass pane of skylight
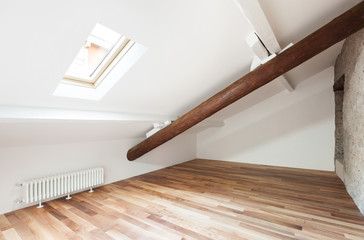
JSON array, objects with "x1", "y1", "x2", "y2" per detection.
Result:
[{"x1": 64, "y1": 23, "x2": 121, "y2": 83}]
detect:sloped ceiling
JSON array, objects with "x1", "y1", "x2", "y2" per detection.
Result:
[
  {"x1": 0, "y1": 0, "x2": 253, "y2": 115},
  {"x1": 259, "y1": 0, "x2": 361, "y2": 86},
  {"x1": 0, "y1": 0, "x2": 361, "y2": 145}
]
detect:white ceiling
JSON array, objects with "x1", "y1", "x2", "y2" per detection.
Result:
[
  {"x1": 0, "y1": 0, "x2": 253, "y2": 116},
  {"x1": 0, "y1": 0, "x2": 361, "y2": 146}
]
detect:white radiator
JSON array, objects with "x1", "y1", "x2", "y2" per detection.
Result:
[{"x1": 20, "y1": 167, "x2": 104, "y2": 207}]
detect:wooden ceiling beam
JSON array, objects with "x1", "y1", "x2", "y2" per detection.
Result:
[{"x1": 127, "y1": 2, "x2": 364, "y2": 161}]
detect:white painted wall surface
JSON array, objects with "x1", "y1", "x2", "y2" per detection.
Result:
[
  {"x1": 197, "y1": 67, "x2": 335, "y2": 171},
  {"x1": 0, "y1": 134, "x2": 196, "y2": 214},
  {"x1": 0, "y1": 67, "x2": 336, "y2": 215}
]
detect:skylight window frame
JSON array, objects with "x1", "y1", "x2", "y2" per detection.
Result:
[
  {"x1": 62, "y1": 25, "x2": 135, "y2": 89},
  {"x1": 54, "y1": 23, "x2": 147, "y2": 101}
]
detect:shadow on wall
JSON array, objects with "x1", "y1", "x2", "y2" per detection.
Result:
[
  {"x1": 133, "y1": 133, "x2": 197, "y2": 165},
  {"x1": 201, "y1": 87, "x2": 333, "y2": 164}
]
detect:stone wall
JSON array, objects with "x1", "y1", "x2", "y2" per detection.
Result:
[
  {"x1": 334, "y1": 89, "x2": 344, "y2": 164},
  {"x1": 334, "y1": 29, "x2": 364, "y2": 215}
]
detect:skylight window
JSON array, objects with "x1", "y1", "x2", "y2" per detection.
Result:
[
  {"x1": 62, "y1": 23, "x2": 134, "y2": 88},
  {"x1": 54, "y1": 23, "x2": 147, "y2": 101},
  {"x1": 65, "y1": 25, "x2": 119, "y2": 81}
]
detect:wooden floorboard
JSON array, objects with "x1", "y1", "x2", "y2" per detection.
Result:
[{"x1": 1, "y1": 159, "x2": 364, "y2": 239}]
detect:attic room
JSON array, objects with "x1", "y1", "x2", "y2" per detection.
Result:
[{"x1": 0, "y1": 0, "x2": 364, "y2": 239}]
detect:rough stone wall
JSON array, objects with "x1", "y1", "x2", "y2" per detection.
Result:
[
  {"x1": 334, "y1": 90, "x2": 344, "y2": 164},
  {"x1": 334, "y1": 29, "x2": 364, "y2": 215}
]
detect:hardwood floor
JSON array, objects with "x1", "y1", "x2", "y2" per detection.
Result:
[{"x1": 1, "y1": 159, "x2": 364, "y2": 240}]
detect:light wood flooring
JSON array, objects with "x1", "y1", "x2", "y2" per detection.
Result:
[{"x1": 1, "y1": 159, "x2": 364, "y2": 240}]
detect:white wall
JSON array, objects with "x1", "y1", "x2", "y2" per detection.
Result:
[
  {"x1": 197, "y1": 67, "x2": 335, "y2": 171},
  {"x1": 0, "y1": 67, "x2": 336, "y2": 215},
  {"x1": 0, "y1": 134, "x2": 196, "y2": 214}
]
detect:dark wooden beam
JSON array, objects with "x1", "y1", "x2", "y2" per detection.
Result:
[{"x1": 127, "y1": 2, "x2": 364, "y2": 161}]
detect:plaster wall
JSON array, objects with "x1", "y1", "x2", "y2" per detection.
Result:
[
  {"x1": 0, "y1": 134, "x2": 196, "y2": 214},
  {"x1": 197, "y1": 67, "x2": 335, "y2": 171}
]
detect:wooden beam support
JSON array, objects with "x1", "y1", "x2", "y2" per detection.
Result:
[
  {"x1": 127, "y1": 2, "x2": 364, "y2": 161},
  {"x1": 234, "y1": 0, "x2": 282, "y2": 53}
]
